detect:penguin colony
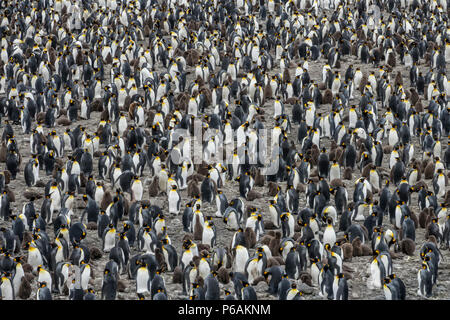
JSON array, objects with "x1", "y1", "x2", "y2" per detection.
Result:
[{"x1": 0, "y1": 0, "x2": 448, "y2": 301}]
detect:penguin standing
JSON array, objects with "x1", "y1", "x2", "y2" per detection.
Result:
[
  {"x1": 37, "y1": 281, "x2": 52, "y2": 300},
  {"x1": 102, "y1": 268, "x2": 117, "y2": 300},
  {"x1": 102, "y1": 224, "x2": 116, "y2": 253},
  {"x1": 136, "y1": 260, "x2": 151, "y2": 296},
  {"x1": 168, "y1": 185, "x2": 181, "y2": 215},
  {"x1": 418, "y1": 263, "x2": 433, "y2": 298},
  {"x1": 202, "y1": 218, "x2": 217, "y2": 247},
  {"x1": 1, "y1": 274, "x2": 14, "y2": 300},
  {"x1": 215, "y1": 190, "x2": 228, "y2": 218}
]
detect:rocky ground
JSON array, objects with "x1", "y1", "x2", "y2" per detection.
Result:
[{"x1": 0, "y1": 6, "x2": 449, "y2": 300}]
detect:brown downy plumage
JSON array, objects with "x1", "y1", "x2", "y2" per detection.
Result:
[
  {"x1": 196, "y1": 162, "x2": 210, "y2": 176},
  {"x1": 361, "y1": 163, "x2": 375, "y2": 178},
  {"x1": 263, "y1": 83, "x2": 273, "y2": 103},
  {"x1": 23, "y1": 190, "x2": 42, "y2": 200},
  {"x1": 330, "y1": 179, "x2": 344, "y2": 188},
  {"x1": 310, "y1": 144, "x2": 320, "y2": 165},
  {"x1": 117, "y1": 280, "x2": 127, "y2": 292},
  {"x1": 263, "y1": 220, "x2": 277, "y2": 230},
  {"x1": 283, "y1": 68, "x2": 291, "y2": 83},
  {"x1": 197, "y1": 244, "x2": 211, "y2": 252},
  {"x1": 183, "y1": 234, "x2": 194, "y2": 243},
  {"x1": 322, "y1": 89, "x2": 333, "y2": 104},
  {"x1": 418, "y1": 208, "x2": 430, "y2": 228},
  {"x1": 268, "y1": 235, "x2": 281, "y2": 256},
  {"x1": 122, "y1": 96, "x2": 131, "y2": 112},
  {"x1": 395, "y1": 71, "x2": 403, "y2": 87},
  {"x1": 193, "y1": 215, "x2": 204, "y2": 241},
  {"x1": 217, "y1": 266, "x2": 230, "y2": 284},
  {"x1": 445, "y1": 190, "x2": 450, "y2": 206},
  {"x1": 415, "y1": 101, "x2": 424, "y2": 113},
  {"x1": 18, "y1": 277, "x2": 32, "y2": 299},
  {"x1": 244, "y1": 227, "x2": 257, "y2": 249},
  {"x1": 268, "y1": 182, "x2": 280, "y2": 196},
  {"x1": 146, "y1": 110, "x2": 156, "y2": 127},
  {"x1": 409, "y1": 88, "x2": 420, "y2": 105},
  {"x1": 423, "y1": 162, "x2": 435, "y2": 179},
  {"x1": 252, "y1": 276, "x2": 267, "y2": 286},
  {"x1": 309, "y1": 169, "x2": 319, "y2": 179},
  {"x1": 400, "y1": 239, "x2": 416, "y2": 256},
  {"x1": 342, "y1": 243, "x2": 353, "y2": 261},
  {"x1": 246, "y1": 190, "x2": 263, "y2": 201},
  {"x1": 100, "y1": 109, "x2": 109, "y2": 121},
  {"x1": 100, "y1": 190, "x2": 113, "y2": 211},
  {"x1": 187, "y1": 178, "x2": 201, "y2": 198},
  {"x1": 361, "y1": 244, "x2": 373, "y2": 256},
  {"x1": 410, "y1": 211, "x2": 419, "y2": 229},
  {"x1": 5, "y1": 186, "x2": 14, "y2": 202},
  {"x1": 260, "y1": 234, "x2": 274, "y2": 246},
  {"x1": 299, "y1": 272, "x2": 313, "y2": 287},
  {"x1": 292, "y1": 231, "x2": 302, "y2": 239},
  {"x1": 89, "y1": 247, "x2": 103, "y2": 260},
  {"x1": 254, "y1": 168, "x2": 265, "y2": 187},
  {"x1": 413, "y1": 180, "x2": 427, "y2": 190},
  {"x1": 266, "y1": 257, "x2": 280, "y2": 268},
  {"x1": 284, "y1": 97, "x2": 299, "y2": 105},
  {"x1": 148, "y1": 176, "x2": 159, "y2": 197},
  {"x1": 343, "y1": 167, "x2": 353, "y2": 180},
  {"x1": 296, "y1": 183, "x2": 306, "y2": 193},
  {"x1": 56, "y1": 115, "x2": 72, "y2": 126},
  {"x1": 428, "y1": 235, "x2": 438, "y2": 246},
  {"x1": 91, "y1": 99, "x2": 103, "y2": 112},
  {"x1": 383, "y1": 145, "x2": 394, "y2": 154},
  {"x1": 359, "y1": 74, "x2": 368, "y2": 92},
  {"x1": 154, "y1": 248, "x2": 167, "y2": 272},
  {"x1": 273, "y1": 256, "x2": 285, "y2": 265},
  {"x1": 387, "y1": 51, "x2": 396, "y2": 68},
  {"x1": 351, "y1": 237, "x2": 363, "y2": 257}
]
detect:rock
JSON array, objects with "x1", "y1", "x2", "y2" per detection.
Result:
[
  {"x1": 94, "y1": 278, "x2": 103, "y2": 288},
  {"x1": 255, "y1": 279, "x2": 268, "y2": 291}
]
